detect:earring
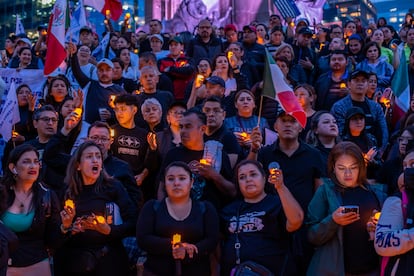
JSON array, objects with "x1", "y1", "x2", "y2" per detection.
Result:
[{"x1": 12, "y1": 168, "x2": 17, "y2": 175}]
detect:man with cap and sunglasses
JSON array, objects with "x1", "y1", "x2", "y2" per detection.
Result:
[
  {"x1": 242, "y1": 25, "x2": 266, "y2": 76},
  {"x1": 331, "y1": 70, "x2": 388, "y2": 151},
  {"x1": 68, "y1": 42, "x2": 126, "y2": 124},
  {"x1": 292, "y1": 26, "x2": 317, "y2": 84}
]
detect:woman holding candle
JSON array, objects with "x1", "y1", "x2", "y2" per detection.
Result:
[
  {"x1": 136, "y1": 161, "x2": 219, "y2": 276},
  {"x1": 374, "y1": 149, "x2": 414, "y2": 275},
  {"x1": 220, "y1": 160, "x2": 304, "y2": 275},
  {"x1": 1, "y1": 144, "x2": 62, "y2": 275},
  {"x1": 307, "y1": 142, "x2": 386, "y2": 276},
  {"x1": 53, "y1": 141, "x2": 136, "y2": 276},
  {"x1": 225, "y1": 89, "x2": 268, "y2": 158}
]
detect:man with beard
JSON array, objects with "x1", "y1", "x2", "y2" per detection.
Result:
[
  {"x1": 314, "y1": 50, "x2": 350, "y2": 110},
  {"x1": 187, "y1": 19, "x2": 223, "y2": 64}
]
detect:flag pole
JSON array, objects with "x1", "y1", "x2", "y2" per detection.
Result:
[{"x1": 257, "y1": 95, "x2": 263, "y2": 127}]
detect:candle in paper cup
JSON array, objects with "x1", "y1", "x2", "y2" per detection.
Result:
[
  {"x1": 374, "y1": 212, "x2": 381, "y2": 220},
  {"x1": 340, "y1": 83, "x2": 346, "y2": 89},
  {"x1": 172, "y1": 234, "x2": 181, "y2": 245},
  {"x1": 106, "y1": 10, "x2": 110, "y2": 16},
  {"x1": 110, "y1": 129, "x2": 115, "y2": 138}
]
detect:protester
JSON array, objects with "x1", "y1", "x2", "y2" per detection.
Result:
[
  {"x1": 137, "y1": 161, "x2": 219, "y2": 275},
  {"x1": 1, "y1": 144, "x2": 61, "y2": 275},
  {"x1": 220, "y1": 159, "x2": 303, "y2": 275},
  {"x1": 53, "y1": 141, "x2": 136, "y2": 276},
  {"x1": 375, "y1": 148, "x2": 414, "y2": 275},
  {"x1": 307, "y1": 141, "x2": 385, "y2": 276}
]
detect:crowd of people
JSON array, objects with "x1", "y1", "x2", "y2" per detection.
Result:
[{"x1": 0, "y1": 10, "x2": 414, "y2": 276}]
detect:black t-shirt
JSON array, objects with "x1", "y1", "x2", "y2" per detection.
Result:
[
  {"x1": 258, "y1": 141, "x2": 325, "y2": 211},
  {"x1": 204, "y1": 125, "x2": 242, "y2": 156},
  {"x1": 341, "y1": 186, "x2": 380, "y2": 274},
  {"x1": 220, "y1": 195, "x2": 288, "y2": 275},
  {"x1": 110, "y1": 124, "x2": 149, "y2": 175}
]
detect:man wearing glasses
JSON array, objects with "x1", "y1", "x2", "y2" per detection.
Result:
[
  {"x1": 28, "y1": 105, "x2": 59, "y2": 160},
  {"x1": 187, "y1": 19, "x2": 223, "y2": 64}
]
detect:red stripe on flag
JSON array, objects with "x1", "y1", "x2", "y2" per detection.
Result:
[
  {"x1": 44, "y1": 34, "x2": 66, "y2": 75},
  {"x1": 277, "y1": 91, "x2": 307, "y2": 128}
]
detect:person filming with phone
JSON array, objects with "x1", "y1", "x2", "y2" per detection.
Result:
[{"x1": 306, "y1": 141, "x2": 386, "y2": 275}]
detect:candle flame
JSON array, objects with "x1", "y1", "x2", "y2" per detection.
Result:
[
  {"x1": 65, "y1": 199, "x2": 74, "y2": 209},
  {"x1": 374, "y1": 212, "x2": 381, "y2": 220},
  {"x1": 200, "y1": 159, "x2": 208, "y2": 165},
  {"x1": 172, "y1": 234, "x2": 181, "y2": 245}
]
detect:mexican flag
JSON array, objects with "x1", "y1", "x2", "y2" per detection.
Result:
[
  {"x1": 84, "y1": 0, "x2": 123, "y2": 21},
  {"x1": 262, "y1": 49, "x2": 307, "y2": 128},
  {"x1": 391, "y1": 45, "x2": 410, "y2": 125},
  {"x1": 44, "y1": 0, "x2": 69, "y2": 75}
]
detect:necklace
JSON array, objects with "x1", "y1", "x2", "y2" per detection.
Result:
[{"x1": 14, "y1": 191, "x2": 32, "y2": 213}]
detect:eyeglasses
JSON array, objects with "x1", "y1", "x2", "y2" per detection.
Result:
[
  {"x1": 37, "y1": 117, "x2": 58, "y2": 123},
  {"x1": 89, "y1": 136, "x2": 111, "y2": 143}
]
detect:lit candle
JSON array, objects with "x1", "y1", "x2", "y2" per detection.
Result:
[
  {"x1": 240, "y1": 132, "x2": 248, "y2": 139},
  {"x1": 110, "y1": 95, "x2": 116, "y2": 102},
  {"x1": 172, "y1": 234, "x2": 181, "y2": 245},
  {"x1": 199, "y1": 159, "x2": 208, "y2": 165},
  {"x1": 65, "y1": 199, "x2": 74, "y2": 209},
  {"x1": 110, "y1": 129, "x2": 115, "y2": 138},
  {"x1": 268, "y1": 162, "x2": 281, "y2": 176},
  {"x1": 12, "y1": 130, "x2": 19, "y2": 137},
  {"x1": 74, "y1": 108, "x2": 82, "y2": 116},
  {"x1": 374, "y1": 212, "x2": 381, "y2": 220},
  {"x1": 339, "y1": 83, "x2": 347, "y2": 89},
  {"x1": 227, "y1": 51, "x2": 233, "y2": 60},
  {"x1": 125, "y1": 13, "x2": 131, "y2": 19},
  {"x1": 106, "y1": 10, "x2": 110, "y2": 16},
  {"x1": 95, "y1": 216, "x2": 106, "y2": 224}
]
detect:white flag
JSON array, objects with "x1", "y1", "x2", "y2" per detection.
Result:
[
  {"x1": 65, "y1": 0, "x2": 87, "y2": 44},
  {"x1": 15, "y1": 15, "x2": 25, "y2": 36},
  {"x1": 0, "y1": 80, "x2": 20, "y2": 142}
]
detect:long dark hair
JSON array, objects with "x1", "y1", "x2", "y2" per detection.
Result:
[
  {"x1": 1, "y1": 144, "x2": 41, "y2": 212},
  {"x1": 64, "y1": 141, "x2": 112, "y2": 199},
  {"x1": 327, "y1": 141, "x2": 368, "y2": 188}
]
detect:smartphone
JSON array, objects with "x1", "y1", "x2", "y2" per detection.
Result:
[{"x1": 341, "y1": 205, "x2": 359, "y2": 214}]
